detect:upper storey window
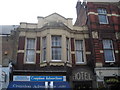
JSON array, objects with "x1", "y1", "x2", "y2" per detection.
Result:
[
  {"x1": 75, "y1": 40, "x2": 84, "y2": 63},
  {"x1": 26, "y1": 38, "x2": 35, "y2": 63},
  {"x1": 103, "y1": 40, "x2": 115, "y2": 62},
  {"x1": 97, "y1": 8, "x2": 108, "y2": 24},
  {"x1": 51, "y1": 36, "x2": 61, "y2": 61},
  {"x1": 42, "y1": 37, "x2": 46, "y2": 62},
  {"x1": 66, "y1": 38, "x2": 70, "y2": 62}
]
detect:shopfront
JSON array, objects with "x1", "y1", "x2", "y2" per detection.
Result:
[
  {"x1": 7, "y1": 76, "x2": 70, "y2": 89},
  {"x1": 95, "y1": 67, "x2": 120, "y2": 89},
  {"x1": 72, "y1": 68, "x2": 96, "y2": 89}
]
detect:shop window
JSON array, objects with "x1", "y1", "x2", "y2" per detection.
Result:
[
  {"x1": 42, "y1": 37, "x2": 46, "y2": 62},
  {"x1": 103, "y1": 40, "x2": 115, "y2": 62},
  {"x1": 97, "y1": 8, "x2": 108, "y2": 24},
  {"x1": 66, "y1": 38, "x2": 70, "y2": 62},
  {"x1": 75, "y1": 40, "x2": 84, "y2": 63},
  {"x1": 25, "y1": 38, "x2": 35, "y2": 63},
  {"x1": 51, "y1": 36, "x2": 61, "y2": 61}
]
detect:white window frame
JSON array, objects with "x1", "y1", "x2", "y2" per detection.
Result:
[
  {"x1": 103, "y1": 40, "x2": 115, "y2": 62},
  {"x1": 51, "y1": 36, "x2": 62, "y2": 61},
  {"x1": 75, "y1": 40, "x2": 85, "y2": 64},
  {"x1": 42, "y1": 37, "x2": 46, "y2": 62},
  {"x1": 25, "y1": 38, "x2": 36, "y2": 64},
  {"x1": 97, "y1": 8, "x2": 108, "y2": 24}
]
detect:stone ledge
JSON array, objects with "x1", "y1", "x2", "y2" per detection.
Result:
[
  {"x1": 96, "y1": 63, "x2": 103, "y2": 67},
  {"x1": 40, "y1": 62, "x2": 47, "y2": 67},
  {"x1": 49, "y1": 62, "x2": 65, "y2": 66}
]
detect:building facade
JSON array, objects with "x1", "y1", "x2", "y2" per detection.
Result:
[
  {"x1": 0, "y1": 25, "x2": 18, "y2": 89},
  {"x1": 75, "y1": 0, "x2": 120, "y2": 88},
  {"x1": 6, "y1": 13, "x2": 97, "y2": 89},
  {"x1": 5, "y1": 0, "x2": 120, "y2": 89}
]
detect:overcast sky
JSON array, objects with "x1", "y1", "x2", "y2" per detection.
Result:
[{"x1": 0, "y1": 0, "x2": 82, "y2": 25}]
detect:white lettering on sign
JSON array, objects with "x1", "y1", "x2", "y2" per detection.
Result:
[
  {"x1": 13, "y1": 84, "x2": 31, "y2": 88},
  {"x1": 73, "y1": 72, "x2": 92, "y2": 81}
]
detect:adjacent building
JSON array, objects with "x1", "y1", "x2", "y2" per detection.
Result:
[
  {"x1": 0, "y1": 25, "x2": 18, "y2": 89},
  {"x1": 75, "y1": 0, "x2": 120, "y2": 88}
]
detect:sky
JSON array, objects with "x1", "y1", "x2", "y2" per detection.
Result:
[{"x1": 0, "y1": 0, "x2": 82, "y2": 25}]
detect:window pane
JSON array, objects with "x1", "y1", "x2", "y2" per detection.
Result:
[
  {"x1": 42, "y1": 37, "x2": 46, "y2": 48},
  {"x1": 52, "y1": 36, "x2": 61, "y2": 46},
  {"x1": 103, "y1": 40, "x2": 113, "y2": 49},
  {"x1": 26, "y1": 50, "x2": 35, "y2": 62},
  {"x1": 27, "y1": 38, "x2": 35, "y2": 49},
  {"x1": 98, "y1": 15, "x2": 108, "y2": 24},
  {"x1": 67, "y1": 49, "x2": 69, "y2": 61},
  {"x1": 52, "y1": 36, "x2": 61, "y2": 60},
  {"x1": 43, "y1": 49, "x2": 46, "y2": 61},
  {"x1": 26, "y1": 38, "x2": 35, "y2": 63},
  {"x1": 52, "y1": 48, "x2": 61, "y2": 60},
  {"x1": 75, "y1": 40, "x2": 84, "y2": 63},
  {"x1": 98, "y1": 9, "x2": 107, "y2": 14},
  {"x1": 42, "y1": 37, "x2": 46, "y2": 61},
  {"x1": 104, "y1": 50, "x2": 114, "y2": 62},
  {"x1": 76, "y1": 51, "x2": 83, "y2": 63},
  {"x1": 98, "y1": 8, "x2": 108, "y2": 24},
  {"x1": 103, "y1": 40, "x2": 115, "y2": 62},
  {"x1": 75, "y1": 40, "x2": 83, "y2": 50},
  {"x1": 66, "y1": 38, "x2": 70, "y2": 61},
  {"x1": 66, "y1": 38, "x2": 69, "y2": 48}
]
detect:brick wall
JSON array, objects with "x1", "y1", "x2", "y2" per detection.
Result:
[{"x1": 87, "y1": 2, "x2": 120, "y2": 67}]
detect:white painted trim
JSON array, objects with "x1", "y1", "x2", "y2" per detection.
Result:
[
  {"x1": 36, "y1": 50, "x2": 41, "y2": 53},
  {"x1": 96, "y1": 62, "x2": 103, "y2": 67},
  {"x1": 105, "y1": 61, "x2": 115, "y2": 63},
  {"x1": 88, "y1": 12, "x2": 98, "y2": 15},
  {"x1": 71, "y1": 51, "x2": 75, "y2": 54},
  {"x1": 86, "y1": 52, "x2": 91, "y2": 54},
  {"x1": 76, "y1": 62, "x2": 87, "y2": 65},
  {"x1": 88, "y1": 12, "x2": 120, "y2": 17},
  {"x1": 95, "y1": 67, "x2": 120, "y2": 70},
  {"x1": 111, "y1": 14, "x2": 120, "y2": 17},
  {"x1": 40, "y1": 63, "x2": 47, "y2": 67},
  {"x1": 115, "y1": 50, "x2": 119, "y2": 53},
  {"x1": 17, "y1": 50, "x2": 24, "y2": 53},
  {"x1": 51, "y1": 60, "x2": 62, "y2": 62},
  {"x1": 25, "y1": 62, "x2": 35, "y2": 64},
  {"x1": 100, "y1": 50, "x2": 103, "y2": 53}
]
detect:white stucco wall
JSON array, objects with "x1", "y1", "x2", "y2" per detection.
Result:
[{"x1": 95, "y1": 67, "x2": 120, "y2": 81}]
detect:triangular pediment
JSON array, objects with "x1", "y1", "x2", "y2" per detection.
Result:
[
  {"x1": 45, "y1": 13, "x2": 67, "y2": 22},
  {"x1": 37, "y1": 13, "x2": 73, "y2": 29}
]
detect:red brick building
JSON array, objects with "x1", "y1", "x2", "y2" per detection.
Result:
[{"x1": 75, "y1": 0, "x2": 120, "y2": 88}]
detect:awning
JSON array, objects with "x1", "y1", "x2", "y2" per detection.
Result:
[{"x1": 7, "y1": 81, "x2": 71, "y2": 89}]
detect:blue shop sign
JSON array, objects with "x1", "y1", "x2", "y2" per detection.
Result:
[
  {"x1": 13, "y1": 76, "x2": 66, "y2": 82},
  {"x1": 30, "y1": 76, "x2": 66, "y2": 81}
]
